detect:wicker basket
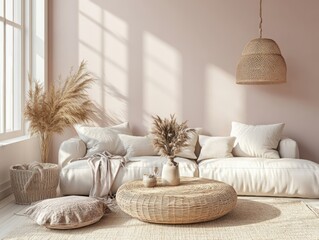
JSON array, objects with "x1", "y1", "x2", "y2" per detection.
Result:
[{"x1": 10, "y1": 163, "x2": 59, "y2": 205}]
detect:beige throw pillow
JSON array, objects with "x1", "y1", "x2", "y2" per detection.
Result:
[
  {"x1": 231, "y1": 122, "x2": 284, "y2": 158},
  {"x1": 175, "y1": 130, "x2": 199, "y2": 160},
  {"x1": 198, "y1": 135, "x2": 236, "y2": 162},
  {"x1": 74, "y1": 122, "x2": 132, "y2": 156},
  {"x1": 119, "y1": 134, "x2": 158, "y2": 158},
  {"x1": 24, "y1": 196, "x2": 107, "y2": 229}
]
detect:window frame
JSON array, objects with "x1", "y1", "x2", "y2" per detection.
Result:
[
  {"x1": 0, "y1": 0, "x2": 25, "y2": 141},
  {"x1": 0, "y1": 0, "x2": 48, "y2": 142}
]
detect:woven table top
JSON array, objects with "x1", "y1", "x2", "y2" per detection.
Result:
[
  {"x1": 120, "y1": 177, "x2": 233, "y2": 197},
  {"x1": 116, "y1": 177, "x2": 237, "y2": 224}
]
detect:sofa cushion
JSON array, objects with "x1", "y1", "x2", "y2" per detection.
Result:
[
  {"x1": 175, "y1": 130, "x2": 199, "y2": 160},
  {"x1": 58, "y1": 138, "x2": 87, "y2": 167},
  {"x1": 279, "y1": 138, "x2": 300, "y2": 159},
  {"x1": 119, "y1": 134, "x2": 157, "y2": 158},
  {"x1": 74, "y1": 122, "x2": 132, "y2": 156},
  {"x1": 199, "y1": 157, "x2": 319, "y2": 198},
  {"x1": 60, "y1": 156, "x2": 198, "y2": 196},
  {"x1": 231, "y1": 122, "x2": 284, "y2": 159},
  {"x1": 198, "y1": 135, "x2": 236, "y2": 162},
  {"x1": 24, "y1": 196, "x2": 107, "y2": 229}
]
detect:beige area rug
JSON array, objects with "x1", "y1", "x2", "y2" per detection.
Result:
[{"x1": 4, "y1": 198, "x2": 319, "y2": 240}]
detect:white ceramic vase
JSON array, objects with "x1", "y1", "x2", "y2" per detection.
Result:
[{"x1": 161, "y1": 157, "x2": 180, "y2": 186}]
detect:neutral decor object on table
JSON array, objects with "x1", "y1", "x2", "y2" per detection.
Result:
[
  {"x1": 236, "y1": 0, "x2": 286, "y2": 84},
  {"x1": 24, "y1": 196, "x2": 108, "y2": 229},
  {"x1": 10, "y1": 162, "x2": 59, "y2": 204},
  {"x1": 151, "y1": 115, "x2": 194, "y2": 186},
  {"x1": 142, "y1": 174, "x2": 157, "y2": 188},
  {"x1": 116, "y1": 177, "x2": 237, "y2": 224},
  {"x1": 142, "y1": 167, "x2": 158, "y2": 188},
  {"x1": 24, "y1": 61, "x2": 95, "y2": 163}
]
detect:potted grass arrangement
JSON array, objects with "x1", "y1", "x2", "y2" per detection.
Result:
[
  {"x1": 10, "y1": 61, "x2": 95, "y2": 204},
  {"x1": 24, "y1": 61, "x2": 95, "y2": 163},
  {"x1": 151, "y1": 115, "x2": 193, "y2": 186}
]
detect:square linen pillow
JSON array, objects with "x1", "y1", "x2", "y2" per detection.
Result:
[
  {"x1": 24, "y1": 196, "x2": 107, "y2": 229},
  {"x1": 74, "y1": 122, "x2": 132, "y2": 156},
  {"x1": 119, "y1": 134, "x2": 158, "y2": 158},
  {"x1": 175, "y1": 129, "x2": 199, "y2": 160},
  {"x1": 198, "y1": 135, "x2": 236, "y2": 162},
  {"x1": 230, "y1": 122, "x2": 284, "y2": 158}
]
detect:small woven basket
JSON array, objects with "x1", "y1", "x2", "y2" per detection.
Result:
[{"x1": 10, "y1": 163, "x2": 59, "y2": 205}]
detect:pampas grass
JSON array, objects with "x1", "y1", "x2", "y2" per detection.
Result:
[
  {"x1": 24, "y1": 61, "x2": 95, "y2": 163},
  {"x1": 151, "y1": 115, "x2": 193, "y2": 164}
]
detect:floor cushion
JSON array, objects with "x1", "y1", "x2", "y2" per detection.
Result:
[{"x1": 24, "y1": 196, "x2": 107, "y2": 229}]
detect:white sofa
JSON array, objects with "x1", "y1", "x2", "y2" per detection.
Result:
[{"x1": 59, "y1": 137, "x2": 319, "y2": 198}]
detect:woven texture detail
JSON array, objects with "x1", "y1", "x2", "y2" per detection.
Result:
[
  {"x1": 116, "y1": 177, "x2": 237, "y2": 224},
  {"x1": 4, "y1": 198, "x2": 319, "y2": 240},
  {"x1": 10, "y1": 163, "x2": 59, "y2": 205},
  {"x1": 24, "y1": 196, "x2": 108, "y2": 229},
  {"x1": 236, "y1": 38, "x2": 287, "y2": 84}
]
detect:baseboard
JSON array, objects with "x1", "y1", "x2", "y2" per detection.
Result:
[{"x1": 0, "y1": 181, "x2": 12, "y2": 200}]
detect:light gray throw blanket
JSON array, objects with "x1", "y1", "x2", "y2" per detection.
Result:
[{"x1": 80, "y1": 152, "x2": 126, "y2": 198}]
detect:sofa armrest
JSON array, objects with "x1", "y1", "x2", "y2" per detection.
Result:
[
  {"x1": 58, "y1": 138, "x2": 86, "y2": 168},
  {"x1": 278, "y1": 138, "x2": 300, "y2": 159}
]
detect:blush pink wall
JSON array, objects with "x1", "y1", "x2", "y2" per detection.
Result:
[{"x1": 48, "y1": 0, "x2": 319, "y2": 163}]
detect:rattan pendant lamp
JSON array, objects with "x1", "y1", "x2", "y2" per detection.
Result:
[{"x1": 236, "y1": 0, "x2": 287, "y2": 84}]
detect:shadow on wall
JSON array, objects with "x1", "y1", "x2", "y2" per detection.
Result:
[
  {"x1": 80, "y1": 0, "x2": 250, "y2": 134},
  {"x1": 51, "y1": 0, "x2": 319, "y2": 163}
]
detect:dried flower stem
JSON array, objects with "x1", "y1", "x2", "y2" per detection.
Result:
[
  {"x1": 151, "y1": 114, "x2": 193, "y2": 164},
  {"x1": 24, "y1": 61, "x2": 95, "y2": 162}
]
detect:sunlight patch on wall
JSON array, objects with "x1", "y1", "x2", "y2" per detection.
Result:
[
  {"x1": 102, "y1": 10, "x2": 128, "y2": 119},
  {"x1": 143, "y1": 32, "x2": 182, "y2": 128},
  {"x1": 78, "y1": 0, "x2": 129, "y2": 122},
  {"x1": 79, "y1": 1, "x2": 102, "y2": 78},
  {"x1": 32, "y1": 0, "x2": 45, "y2": 84},
  {"x1": 205, "y1": 64, "x2": 246, "y2": 134}
]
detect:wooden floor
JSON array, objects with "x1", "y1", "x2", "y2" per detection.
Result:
[
  {"x1": 0, "y1": 194, "x2": 318, "y2": 239},
  {"x1": 0, "y1": 195, "x2": 29, "y2": 239}
]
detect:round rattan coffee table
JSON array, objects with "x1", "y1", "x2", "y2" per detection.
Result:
[{"x1": 116, "y1": 177, "x2": 237, "y2": 224}]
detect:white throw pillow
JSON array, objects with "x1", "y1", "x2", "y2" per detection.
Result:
[
  {"x1": 74, "y1": 122, "x2": 132, "y2": 156},
  {"x1": 230, "y1": 122, "x2": 284, "y2": 158},
  {"x1": 198, "y1": 135, "x2": 236, "y2": 162},
  {"x1": 175, "y1": 130, "x2": 199, "y2": 160},
  {"x1": 24, "y1": 196, "x2": 107, "y2": 229},
  {"x1": 119, "y1": 134, "x2": 157, "y2": 158}
]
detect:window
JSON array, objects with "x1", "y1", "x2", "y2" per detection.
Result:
[
  {"x1": 0, "y1": 0, "x2": 47, "y2": 141},
  {"x1": 0, "y1": 0, "x2": 23, "y2": 140}
]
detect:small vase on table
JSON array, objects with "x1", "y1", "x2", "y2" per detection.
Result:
[
  {"x1": 162, "y1": 156, "x2": 180, "y2": 186},
  {"x1": 151, "y1": 115, "x2": 194, "y2": 187}
]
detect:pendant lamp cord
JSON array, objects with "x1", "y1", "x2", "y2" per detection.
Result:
[{"x1": 259, "y1": 0, "x2": 263, "y2": 38}]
